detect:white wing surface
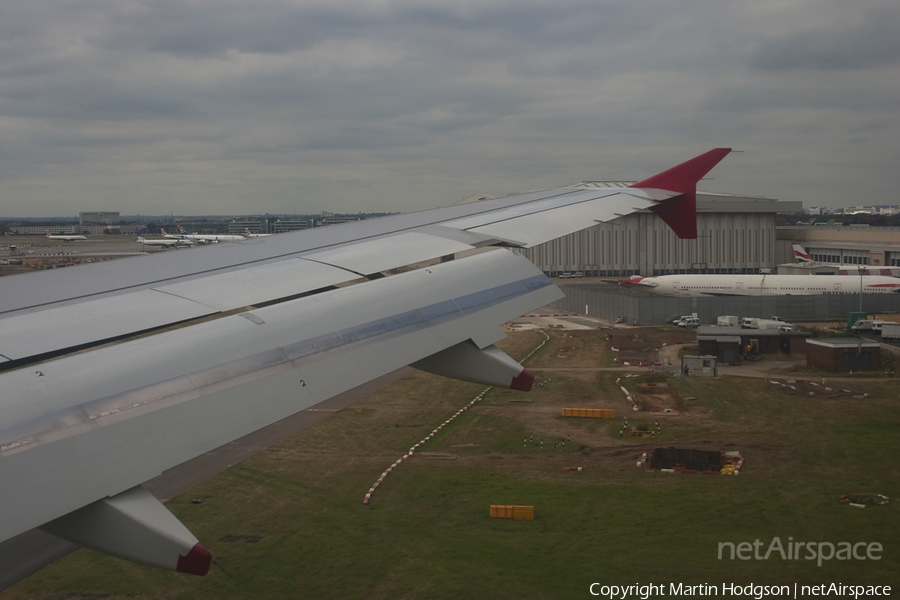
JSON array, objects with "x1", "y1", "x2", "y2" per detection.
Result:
[{"x1": 0, "y1": 148, "x2": 731, "y2": 575}]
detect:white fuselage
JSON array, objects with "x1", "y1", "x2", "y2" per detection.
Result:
[
  {"x1": 137, "y1": 236, "x2": 191, "y2": 248},
  {"x1": 177, "y1": 233, "x2": 245, "y2": 243},
  {"x1": 45, "y1": 233, "x2": 86, "y2": 241},
  {"x1": 631, "y1": 274, "x2": 900, "y2": 297}
]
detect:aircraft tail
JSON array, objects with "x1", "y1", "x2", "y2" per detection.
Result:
[
  {"x1": 630, "y1": 148, "x2": 732, "y2": 240},
  {"x1": 617, "y1": 275, "x2": 658, "y2": 289},
  {"x1": 793, "y1": 244, "x2": 814, "y2": 265}
]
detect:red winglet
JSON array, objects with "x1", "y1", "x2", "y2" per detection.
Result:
[
  {"x1": 630, "y1": 148, "x2": 731, "y2": 240},
  {"x1": 510, "y1": 369, "x2": 535, "y2": 392},
  {"x1": 176, "y1": 542, "x2": 212, "y2": 576}
]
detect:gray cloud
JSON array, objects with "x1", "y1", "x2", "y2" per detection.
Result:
[
  {"x1": 751, "y1": 7, "x2": 900, "y2": 71},
  {"x1": 0, "y1": 0, "x2": 898, "y2": 216}
]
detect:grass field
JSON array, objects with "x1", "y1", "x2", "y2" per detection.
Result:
[{"x1": 4, "y1": 329, "x2": 898, "y2": 599}]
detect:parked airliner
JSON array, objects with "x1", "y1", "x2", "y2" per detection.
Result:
[
  {"x1": 242, "y1": 228, "x2": 272, "y2": 238},
  {"x1": 136, "y1": 235, "x2": 192, "y2": 249},
  {"x1": 793, "y1": 244, "x2": 900, "y2": 277},
  {"x1": 619, "y1": 273, "x2": 900, "y2": 296},
  {"x1": 161, "y1": 226, "x2": 245, "y2": 244},
  {"x1": 44, "y1": 231, "x2": 87, "y2": 241}
]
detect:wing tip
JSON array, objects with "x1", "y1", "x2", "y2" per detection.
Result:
[
  {"x1": 176, "y1": 542, "x2": 212, "y2": 576},
  {"x1": 632, "y1": 148, "x2": 732, "y2": 239},
  {"x1": 510, "y1": 369, "x2": 535, "y2": 391}
]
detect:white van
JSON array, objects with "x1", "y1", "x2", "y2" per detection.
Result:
[{"x1": 677, "y1": 317, "x2": 700, "y2": 328}]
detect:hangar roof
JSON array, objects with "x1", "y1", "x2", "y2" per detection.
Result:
[{"x1": 806, "y1": 338, "x2": 880, "y2": 349}]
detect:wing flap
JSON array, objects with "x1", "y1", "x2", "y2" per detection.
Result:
[
  {"x1": 0, "y1": 259, "x2": 355, "y2": 364},
  {"x1": 464, "y1": 190, "x2": 657, "y2": 248},
  {"x1": 0, "y1": 290, "x2": 216, "y2": 362},
  {"x1": 154, "y1": 257, "x2": 351, "y2": 310},
  {"x1": 1, "y1": 233, "x2": 480, "y2": 365},
  {"x1": 301, "y1": 231, "x2": 473, "y2": 275}
]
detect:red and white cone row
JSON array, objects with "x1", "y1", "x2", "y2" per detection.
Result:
[{"x1": 363, "y1": 331, "x2": 551, "y2": 505}]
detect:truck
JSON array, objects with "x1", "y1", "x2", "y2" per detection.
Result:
[
  {"x1": 851, "y1": 319, "x2": 888, "y2": 333},
  {"x1": 742, "y1": 317, "x2": 795, "y2": 331},
  {"x1": 717, "y1": 315, "x2": 739, "y2": 327},
  {"x1": 882, "y1": 322, "x2": 900, "y2": 340}
]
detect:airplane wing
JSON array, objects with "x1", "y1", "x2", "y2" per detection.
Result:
[{"x1": 0, "y1": 148, "x2": 731, "y2": 575}]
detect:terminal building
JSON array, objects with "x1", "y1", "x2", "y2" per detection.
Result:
[
  {"x1": 515, "y1": 185, "x2": 801, "y2": 277},
  {"x1": 229, "y1": 219, "x2": 269, "y2": 235},
  {"x1": 79, "y1": 212, "x2": 120, "y2": 225}
]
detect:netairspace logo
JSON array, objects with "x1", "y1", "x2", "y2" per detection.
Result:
[
  {"x1": 718, "y1": 537, "x2": 882, "y2": 567},
  {"x1": 588, "y1": 583, "x2": 893, "y2": 600}
]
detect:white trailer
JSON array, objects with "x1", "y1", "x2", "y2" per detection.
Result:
[{"x1": 882, "y1": 322, "x2": 900, "y2": 340}]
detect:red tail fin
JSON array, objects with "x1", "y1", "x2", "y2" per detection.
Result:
[{"x1": 630, "y1": 148, "x2": 731, "y2": 239}]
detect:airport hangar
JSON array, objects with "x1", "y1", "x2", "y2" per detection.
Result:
[
  {"x1": 514, "y1": 184, "x2": 801, "y2": 277},
  {"x1": 511, "y1": 185, "x2": 900, "y2": 324}
]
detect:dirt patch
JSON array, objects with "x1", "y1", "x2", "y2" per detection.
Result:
[
  {"x1": 766, "y1": 379, "x2": 868, "y2": 399},
  {"x1": 633, "y1": 381, "x2": 685, "y2": 412},
  {"x1": 606, "y1": 328, "x2": 697, "y2": 365}
]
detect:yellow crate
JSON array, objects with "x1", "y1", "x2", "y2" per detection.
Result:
[
  {"x1": 512, "y1": 506, "x2": 534, "y2": 520},
  {"x1": 561, "y1": 408, "x2": 615, "y2": 419},
  {"x1": 490, "y1": 505, "x2": 534, "y2": 520}
]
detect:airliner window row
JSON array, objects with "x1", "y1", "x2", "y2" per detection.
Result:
[{"x1": 744, "y1": 287, "x2": 828, "y2": 291}]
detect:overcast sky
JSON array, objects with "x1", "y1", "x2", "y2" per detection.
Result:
[{"x1": 1, "y1": 0, "x2": 898, "y2": 217}]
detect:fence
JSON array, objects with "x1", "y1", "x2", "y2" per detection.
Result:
[{"x1": 551, "y1": 283, "x2": 900, "y2": 326}]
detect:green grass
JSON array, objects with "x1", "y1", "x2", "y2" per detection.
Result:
[{"x1": 4, "y1": 331, "x2": 899, "y2": 599}]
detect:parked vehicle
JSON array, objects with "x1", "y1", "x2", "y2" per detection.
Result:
[
  {"x1": 717, "y1": 315, "x2": 739, "y2": 327},
  {"x1": 852, "y1": 319, "x2": 889, "y2": 333},
  {"x1": 677, "y1": 316, "x2": 700, "y2": 328},
  {"x1": 882, "y1": 322, "x2": 900, "y2": 340},
  {"x1": 743, "y1": 317, "x2": 795, "y2": 331}
]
